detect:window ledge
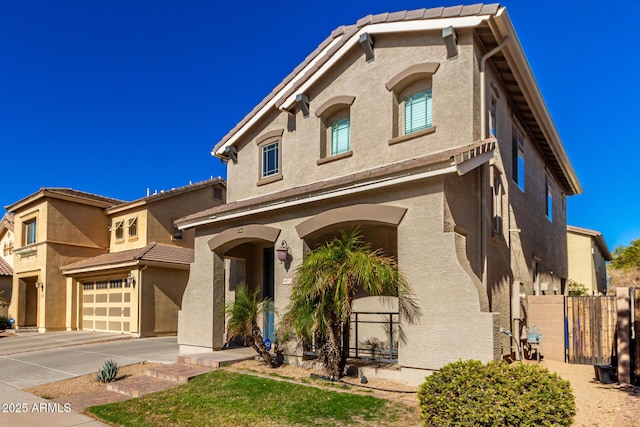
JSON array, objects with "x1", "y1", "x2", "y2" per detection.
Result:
[
  {"x1": 257, "y1": 173, "x2": 283, "y2": 186},
  {"x1": 316, "y1": 150, "x2": 353, "y2": 165},
  {"x1": 128, "y1": 236, "x2": 139, "y2": 242},
  {"x1": 388, "y1": 126, "x2": 436, "y2": 146}
]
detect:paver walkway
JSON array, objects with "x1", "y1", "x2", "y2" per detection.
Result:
[{"x1": 52, "y1": 347, "x2": 256, "y2": 411}]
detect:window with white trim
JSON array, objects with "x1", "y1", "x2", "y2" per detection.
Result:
[
  {"x1": 255, "y1": 130, "x2": 284, "y2": 185},
  {"x1": 24, "y1": 219, "x2": 36, "y2": 245},
  {"x1": 114, "y1": 221, "x2": 124, "y2": 241},
  {"x1": 262, "y1": 141, "x2": 279, "y2": 178}
]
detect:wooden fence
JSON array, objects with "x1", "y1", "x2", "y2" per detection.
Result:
[{"x1": 566, "y1": 296, "x2": 617, "y2": 365}]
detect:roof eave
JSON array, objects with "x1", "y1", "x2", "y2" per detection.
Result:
[{"x1": 491, "y1": 9, "x2": 582, "y2": 195}]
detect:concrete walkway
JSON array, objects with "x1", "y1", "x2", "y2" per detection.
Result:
[{"x1": 0, "y1": 331, "x2": 256, "y2": 426}]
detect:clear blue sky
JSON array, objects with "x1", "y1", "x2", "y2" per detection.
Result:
[{"x1": 1, "y1": 1, "x2": 638, "y2": 250}]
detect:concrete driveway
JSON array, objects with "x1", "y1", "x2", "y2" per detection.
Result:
[{"x1": 0, "y1": 331, "x2": 179, "y2": 389}]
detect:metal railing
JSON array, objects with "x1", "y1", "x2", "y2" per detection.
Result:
[{"x1": 350, "y1": 311, "x2": 399, "y2": 363}]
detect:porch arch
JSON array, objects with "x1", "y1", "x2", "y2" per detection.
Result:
[
  {"x1": 295, "y1": 204, "x2": 407, "y2": 239},
  {"x1": 207, "y1": 224, "x2": 281, "y2": 254}
]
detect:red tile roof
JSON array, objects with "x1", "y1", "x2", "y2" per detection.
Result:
[
  {"x1": 178, "y1": 138, "x2": 495, "y2": 228},
  {"x1": 0, "y1": 257, "x2": 12, "y2": 276},
  {"x1": 213, "y1": 3, "x2": 500, "y2": 154},
  {"x1": 60, "y1": 242, "x2": 194, "y2": 273}
]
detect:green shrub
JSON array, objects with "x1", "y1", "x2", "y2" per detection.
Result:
[
  {"x1": 417, "y1": 360, "x2": 575, "y2": 427},
  {"x1": 97, "y1": 360, "x2": 119, "y2": 383}
]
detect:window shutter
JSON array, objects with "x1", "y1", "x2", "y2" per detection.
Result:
[{"x1": 331, "y1": 118, "x2": 350, "y2": 155}]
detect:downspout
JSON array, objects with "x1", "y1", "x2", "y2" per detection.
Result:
[
  {"x1": 479, "y1": 36, "x2": 510, "y2": 357},
  {"x1": 479, "y1": 36, "x2": 510, "y2": 292}
]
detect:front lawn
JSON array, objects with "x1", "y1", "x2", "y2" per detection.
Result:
[{"x1": 86, "y1": 370, "x2": 418, "y2": 426}]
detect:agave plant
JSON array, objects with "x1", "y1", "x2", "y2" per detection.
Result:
[{"x1": 97, "y1": 359, "x2": 119, "y2": 383}]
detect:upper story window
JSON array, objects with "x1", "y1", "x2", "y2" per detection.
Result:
[
  {"x1": 404, "y1": 88, "x2": 432, "y2": 134},
  {"x1": 114, "y1": 220, "x2": 124, "y2": 241},
  {"x1": 512, "y1": 127, "x2": 525, "y2": 192},
  {"x1": 385, "y1": 62, "x2": 439, "y2": 145},
  {"x1": 315, "y1": 95, "x2": 355, "y2": 165},
  {"x1": 23, "y1": 219, "x2": 37, "y2": 245},
  {"x1": 256, "y1": 129, "x2": 284, "y2": 186},
  {"x1": 489, "y1": 97, "x2": 497, "y2": 137},
  {"x1": 545, "y1": 177, "x2": 553, "y2": 222},
  {"x1": 127, "y1": 217, "x2": 138, "y2": 238}
]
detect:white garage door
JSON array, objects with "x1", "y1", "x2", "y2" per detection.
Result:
[{"x1": 82, "y1": 279, "x2": 133, "y2": 333}]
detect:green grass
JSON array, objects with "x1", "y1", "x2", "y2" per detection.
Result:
[{"x1": 86, "y1": 370, "x2": 417, "y2": 427}]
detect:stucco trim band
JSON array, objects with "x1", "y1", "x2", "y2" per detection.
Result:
[
  {"x1": 296, "y1": 204, "x2": 407, "y2": 239},
  {"x1": 207, "y1": 224, "x2": 281, "y2": 254}
]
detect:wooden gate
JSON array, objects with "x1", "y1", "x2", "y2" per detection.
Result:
[{"x1": 566, "y1": 296, "x2": 617, "y2": 365}]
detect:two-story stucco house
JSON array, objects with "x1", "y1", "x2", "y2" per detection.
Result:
[
  {"x1": 7, "y1": 189, "x2": 123, "y2": 331},
  {"x1": 567, "y1": 225, "x2": 612, "y2": 295},
  {"x1": 0, "y1": 212, "x2": 14, "y2": 317},
  {"x1": 7, "y1": 179, "x2": 226, "y2": 335},
  {"x1": 60, "y1": 178, "x2": 225, "y2": 336},
  {"x1": 175, "y1": 4, "x2": 581, "y2": 383}
]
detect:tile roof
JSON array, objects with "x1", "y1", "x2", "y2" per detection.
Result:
[
  {"x1": 107, "y1": 177, "x2": 226, "y2": 213},
  {"x1": 5, "y1": 188, "x2": 125, "y2": 211},
  {"x1": 60, "y1": 243, "x2": 194, "y2": 273},
  {"x1": 178, "y1": 138, "x2": 495, "y2": 227},
  {"x1": 1, "y1": 213, "x2": 14, "y2": 232},
  {"x1": 0, "y1": 257, "x2": 12, "y2": 276},
  {"x1": 213, "y1": 3, "x2": 500, "y2": 154}
]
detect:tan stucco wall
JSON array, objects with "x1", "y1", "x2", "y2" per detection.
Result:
[
  {"x1": 567, "y1": 231, "x2": 607, "y2": 294},
  {"x1": 109, "y1": 211, "x2": 149, "y2": 252},
  {"x1": 1, "y1": 228, "x2": 14, "y2": 267},
  {"x1": 140, "y1": 266, "x2": 188, "y2": 336},
  {"x1": 225, "y1": 30, "x2": 476, "y2": 203}
]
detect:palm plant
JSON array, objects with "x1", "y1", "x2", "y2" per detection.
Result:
[
  {"x1": 282, "y1": 228, "x2": 419, "y2": 379},
  {"x1": 224, "y1": 283, "x2": 274, "y2": 367}
]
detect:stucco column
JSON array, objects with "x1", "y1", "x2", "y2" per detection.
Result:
[
  {"x1": 616, "y1": 287, "x2": 631, "y2": 384},
  {"x1": 212, "y1": 252, "x2": 225, "y2": 349},
  {"x1": 65, "y1": 277, "x2": 77, "y2": 331}
]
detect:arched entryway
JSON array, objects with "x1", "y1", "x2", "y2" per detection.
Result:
[
  {"x1": 208, "y1": 225, "x2": 281, "y2": 346},
  {"x1": 295, "y1": 204, "x2": 407, "y2": 362}
]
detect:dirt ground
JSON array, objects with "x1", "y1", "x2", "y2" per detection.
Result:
[{"x1": 25, "y1": 356, "x2": 640, "y2": 426}]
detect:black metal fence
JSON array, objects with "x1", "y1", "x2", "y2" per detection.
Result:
[{"x1": 349, "y1": 311, "x2": 399, "y2": 363}]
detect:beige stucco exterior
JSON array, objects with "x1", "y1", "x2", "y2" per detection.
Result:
[
  {"x1": 6, "y1": 180, "x2": 225, "y2": 335},
  {"x1": 177, "y1": 6, "x2": 581, "y2": 384},
  {"x1": 567, "y1": 225, "x2": 612, "y2": 295}
]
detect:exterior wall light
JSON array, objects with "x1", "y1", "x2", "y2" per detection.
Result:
[
  {"x1": 276, "y1": 241, "x2": 289, "y2": 263},
  {"x1": 127, "y1": 273, "x2": 136, "y2": 287},
  {"x1": 35, "y1": 281, "x2": 43, "y2": 289}
]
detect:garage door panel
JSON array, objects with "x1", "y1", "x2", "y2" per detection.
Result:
[{"x1": 81, "y1": 280, "x2": 133, "y2": 334}]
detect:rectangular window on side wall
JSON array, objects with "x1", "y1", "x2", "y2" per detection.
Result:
[
  {"x1": 114, "y1": 221, "x2": 124, "y2": 241},
  {"x1": 490, "y1": 97, "x2": 497, "y2": 137},
  {"x1": 545, "y1": 178, "x2": 553, "y2": 222},
  {"x1": 512, "y1": 128, "x2": 525, "y2": 192},
  {"x1": 405, "y1": 89, "x2": 432, "y2": 134}
]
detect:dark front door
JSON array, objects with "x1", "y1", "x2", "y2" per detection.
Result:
[{"x1": 262, "y1": 248, "x2": 274, "y2": 341}]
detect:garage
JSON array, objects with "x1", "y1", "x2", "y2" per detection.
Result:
[{"x1": 82, "y1": 278, "x2": 134, "y2": 333}]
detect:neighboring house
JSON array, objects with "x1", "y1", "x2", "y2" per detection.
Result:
[
  {"x1": 567, "y1": 225, "x2": 612, "y2": 295},
  {"x1": 6, "y1": 189, "x2": 123, "y2": 331},
  {"x1": 175, "y1": 4, "x2": 581, "y2": 383},
  {"x1": 6, "y1": 179, "x2": 226, "y2": 334},
  {"x1": 0, "y1": 213, "x2": 15, "y2": 317},
  {"x1": 60, "y1": 179, "x2": 226, "y2": 337}
]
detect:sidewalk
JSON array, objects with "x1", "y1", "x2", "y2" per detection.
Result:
[{"x1": 0, "y1": 381, "x2": 109, "y2": 426}]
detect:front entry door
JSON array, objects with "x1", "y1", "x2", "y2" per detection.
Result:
[{"x1": 262, "y1": 248, "x2": 274, "y2": 342}]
